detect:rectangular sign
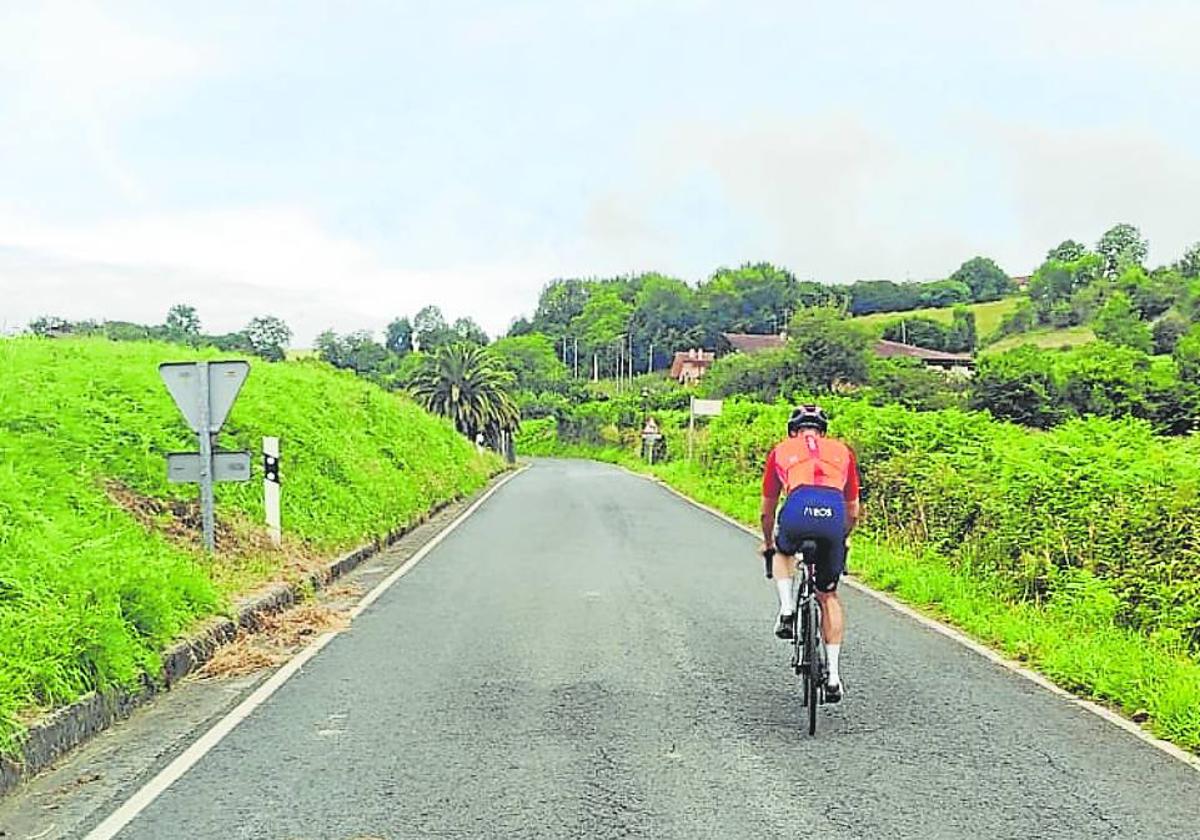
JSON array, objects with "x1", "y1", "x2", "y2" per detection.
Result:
[
  {"x1": 691, "y1": 398, "x2": 724, "y2": 417},
  {"x1": 160, "y1": 361, "x2": 250, "y2": 433},
  {"x1": 167, "y1": 451, "x2": 253, "y2": 484}
]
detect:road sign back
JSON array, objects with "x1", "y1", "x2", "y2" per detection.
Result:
[
  {"x1": 166, "y1": 451, "x2": 252, "y2": 484},
  {"x1": 160, "y1": 361, "x2": 250, "y2": 432}
]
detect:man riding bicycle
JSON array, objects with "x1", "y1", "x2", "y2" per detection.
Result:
[{"x1": 760, "y1": 405, "x2": 860, "y2": 703}]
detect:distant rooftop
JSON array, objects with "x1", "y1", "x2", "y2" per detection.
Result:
[
  {"x1": 722, "y1": 332, "x2": 787, "y2": 354},
  {"x1": 873, "y1": 339, "x2": 975, "y2": 367}
]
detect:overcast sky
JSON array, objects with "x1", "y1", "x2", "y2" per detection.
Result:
[{"x1": 2, "y1": 1, "x2": 1198, "y2": 344}]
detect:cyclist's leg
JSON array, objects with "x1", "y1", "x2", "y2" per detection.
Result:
[
  {"x1": 772, "y1": 551, "x2": 797, "y2": 612},
  {"x1": 814, "y1": 538, "x2": 846, "y2": 645},
  {"x1": 771, "y1": 521, "x2": 803, "y2": 639},
  {"x1": 773, "y1": 499, "x2": 805, "y2": 616}
]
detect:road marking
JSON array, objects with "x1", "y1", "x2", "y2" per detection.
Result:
[
  {"x1": 634, "y1": 468, "x2": 1200, "y2": 775},
  {"x1": 83, "y1": 467, "x2": 527, "y2": 840}
]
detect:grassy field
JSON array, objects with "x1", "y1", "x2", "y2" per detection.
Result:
[
  {"x1": 982, "y1": 325, "x2": 1098, "y2": 354},
  {"x1": 853, "y1": 297, "x2": 1020, "y2": 339},
  {"x1": 0, "y1": 337, "x2": 501, "y2": 752}
]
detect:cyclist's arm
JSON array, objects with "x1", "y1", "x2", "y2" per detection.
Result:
[
  {"x1": 844, "y1": 446, "x2": 862, "y2": 533},
  {"x1": 761, "y1": 449, "x2": 782, "y2": 548}
]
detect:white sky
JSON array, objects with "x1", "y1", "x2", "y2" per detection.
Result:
[{"x1": 1, "y1": 1, "x2": 1198, "y2": 344}]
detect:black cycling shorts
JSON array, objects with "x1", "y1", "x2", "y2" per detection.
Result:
[{"x1": 775, "y1": 486, "x2": 848, "y2": 593}]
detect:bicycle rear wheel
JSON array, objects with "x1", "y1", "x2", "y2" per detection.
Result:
[{"x1": 805, "y1": 599, "x2": 820, "y2": 736}]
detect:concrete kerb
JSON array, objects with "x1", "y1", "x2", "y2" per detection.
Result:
[
  {"x1": 0, "y1": 466, "x2": 521, "y2": 798},
  {"x1": 623, "y1": 466, "x2": 1200, "y2": 775}
]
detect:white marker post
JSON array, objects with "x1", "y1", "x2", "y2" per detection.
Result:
[{"x1": 263, "y1": 436, "x2": 282, "y2": 547}]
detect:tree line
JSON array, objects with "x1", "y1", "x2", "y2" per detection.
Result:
[{"x1": 27, "y1": 305, "x2": 293, "y2": 361}]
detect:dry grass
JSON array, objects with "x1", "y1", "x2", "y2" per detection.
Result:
[
  {"x1": 197, "y1": 601, "x2": 353, "y2": 680},
  {"x1": 105, "y1": 479, "x2": 329, "y2": 595}
]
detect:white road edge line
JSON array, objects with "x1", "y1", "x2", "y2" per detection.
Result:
[
  {"x1": 83, "y1": 466, "x2": 528, "y2": 840},
  {"x1": 630, "y1": 468, "x2": 1200, "y2": 775}
]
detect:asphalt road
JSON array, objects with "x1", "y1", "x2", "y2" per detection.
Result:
[{"x1": 92, "y1": 460, "x2": 1200, "y2": 839}]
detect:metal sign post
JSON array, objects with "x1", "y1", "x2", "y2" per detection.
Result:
[{"x1": 160, "y1": 361, "x2": 251, "y2": 552}]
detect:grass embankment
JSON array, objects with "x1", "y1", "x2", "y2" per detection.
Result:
[
  {"x1": 853, "y1": 297, "x2": 1020, "y2": 339},
  {"x1": 0, "y1": 337, "x2": 502, "y2": 752},
  {"x1": 518, "y1": 402, "x2": 1200, "y2": 753}
]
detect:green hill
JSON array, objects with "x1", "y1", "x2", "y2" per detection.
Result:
[
  {"x1": 853, "y1": 297, "x2": 1020, "y2": 339},
  {"x1": 0, "y1": 337, "x2": 500, "y2": 751},
  {"x1": 981, "y1": 325, "x2": 1098, "y2": 355}
]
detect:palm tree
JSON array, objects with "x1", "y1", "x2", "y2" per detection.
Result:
[{"x1": 409, "y1": 343, "x2": 520, "y2": 441}]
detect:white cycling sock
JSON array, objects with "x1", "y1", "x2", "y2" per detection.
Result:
[
  {"x1": 827, "y1": 644, "x2": 842, "y2": 685},
  {"x1": 775, "y1": 577, "x2": 793, "y2": 615}
]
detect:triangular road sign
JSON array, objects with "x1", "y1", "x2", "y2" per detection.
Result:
[{"x1": 160, "y1": 361, "x2": 250, "y2": 432}]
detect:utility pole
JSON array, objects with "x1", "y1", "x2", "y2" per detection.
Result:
[
  {"x1": 573, "y1": 336, "x2": 579, "y2": 379},
  {"x1": 647, "y1": 341, "x2": 654, "y2": 375}
]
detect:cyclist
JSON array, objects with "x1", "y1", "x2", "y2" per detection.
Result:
[{"x1": 760, "y1": 405, "x2": 860, "y2": 702}]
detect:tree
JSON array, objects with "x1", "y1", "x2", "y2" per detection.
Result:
[
  {"x1": 451, "y1": 317, "x2": 489, "y2": 346},
  {"x1": 385, "y1": 318, "x2": 413, "y2": 354},
  {"x1": 507, "y1": 317, "x2": 535, "y2": 337},
  {"x1": 408, "y1": 343, "x2": 520, "y2": 440},
  {"x1": 245, "y1": 316, "x2": 292, "y2": 362},
  {"x1": 947, "y1": 305, "x2": 977, "y2": 352},
  {"x1": 630, "y1": 273, "x2": 704, "y2": 371},
  {"x1": 1093, "y1": 291, "x2": 1152, "y2": 352},
  {"x1": 316, "y1": 330, "x2": 388, "y2": 374},
  {"x1": 950, "y1": 256, "x2": 1012, "y2": 302},
  {"x1": 165, "y1": 304, "x2": 201, "y2": 339},
  {"x1": 532, "y1": 279, "x2": 591, "y2": 337},
  {"x1": 697, "y1": 262, "x2": 799, "y2": 333},
  {"x1": 1096, "y1": 223, "x2": 1148, "y2": 279},
  {"x1": 1153, "y1": 312, "x2": 1190, "y2": 355},
  {"x1": 572, "y1": 287, "x2": 632, "y2": 376},
  {"x1": 1176, "y1": 242, "x2": 1200, "y2": 279},
  {"x1": 490, "y1": 333, "x2": 569, "y2": 394},
  {"x1": 787, "y1": 307, "x2": 870, "y2": 391},
  {"x1": 413, "y1": 305, "x2": 455, "y2": 352},
  {"x1": 918, "y1": 279, "x2": 972, "y2": 308},
  {"x1": 845, "y1": 280, "x2": 922, "y2": 315},
  {"x1": 1047, "y1": 240, "x2": 1088, "y2": 263},
  {"x1": 1175, "y1": 324, "x2": 1200, "y2": 385}
]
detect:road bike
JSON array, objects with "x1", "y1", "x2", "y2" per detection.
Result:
[{"x1": 765, "y1": 541, "x2": 828, "y2": 736}]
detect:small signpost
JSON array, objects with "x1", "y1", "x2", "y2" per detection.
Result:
[
  {"x1": 688, "y1": 397, "x2": 723, "y2": 461},
  {"x1": 160, "y1": 361, "x2": 251, "y2": 552},
  {"x1": 263, "y1": 436, "x2": 282, "y2": 547},
  {"x1": 641, "y1": 417, "x2": 662, "y2": 464}
]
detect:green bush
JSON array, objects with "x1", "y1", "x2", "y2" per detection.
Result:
[{"x1": 971, "y1": 342, "x2": 1198, "y2": 433}]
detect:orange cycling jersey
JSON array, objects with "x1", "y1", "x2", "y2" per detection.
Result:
[{"x1": 762, "y1": 431, "x2": 860, "y2": 501}]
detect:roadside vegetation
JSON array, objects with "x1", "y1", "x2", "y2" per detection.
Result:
[{"x1": 0, "y1": 337, "x2": 501, "y2": 753}]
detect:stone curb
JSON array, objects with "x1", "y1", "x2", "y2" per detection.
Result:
[{"x1": 0, "y1": 472, "x2": 508, "y2": 797}]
